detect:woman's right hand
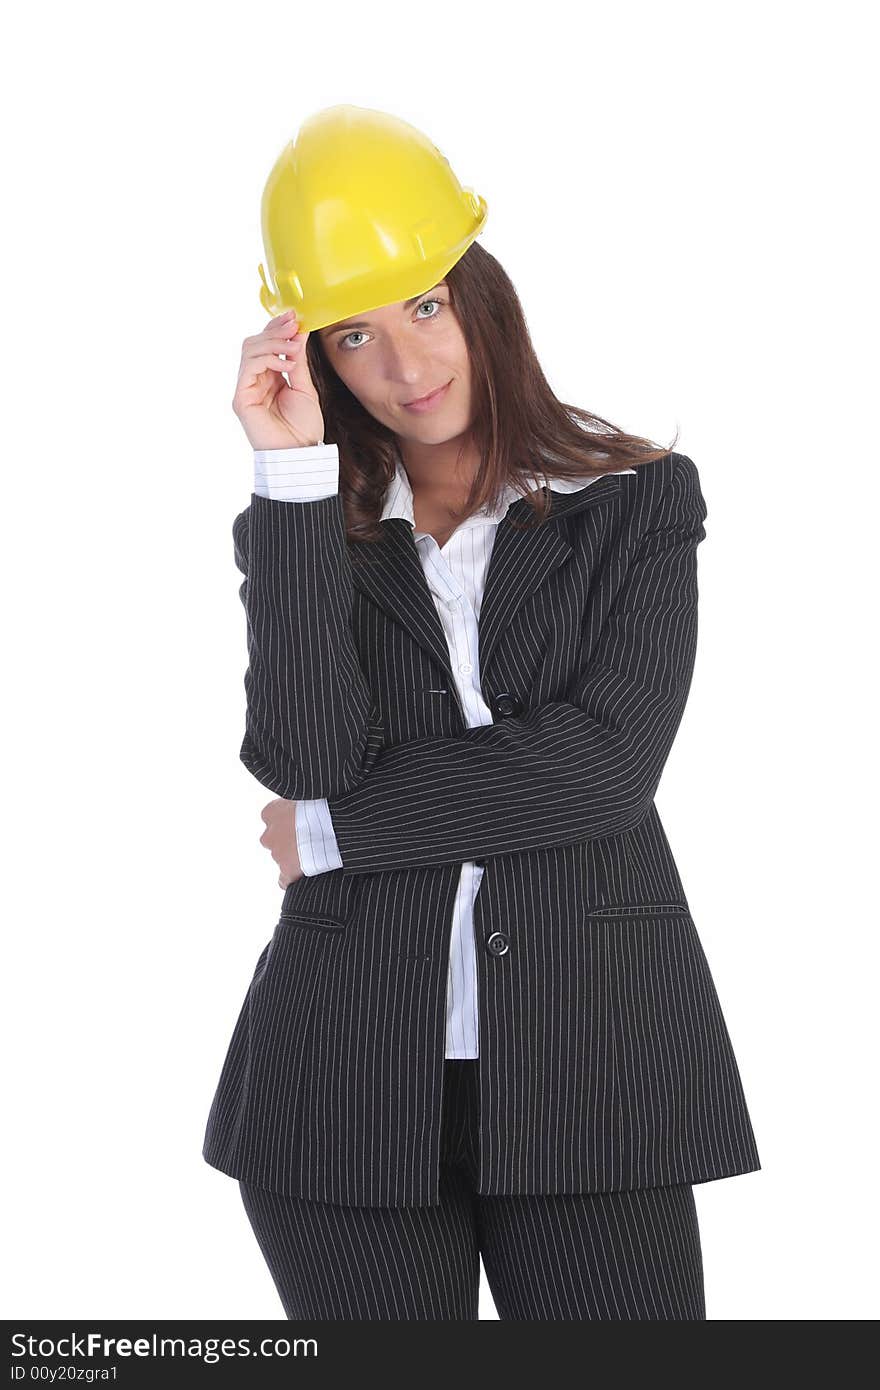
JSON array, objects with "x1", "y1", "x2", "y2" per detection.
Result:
[{"x1": 232, "y1": 310, "x2": 326, "y2": 450}]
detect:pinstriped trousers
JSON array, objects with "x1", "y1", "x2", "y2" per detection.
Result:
[{"x1": 239, "y1": 1060, "x2": 706, "y2": 1320}]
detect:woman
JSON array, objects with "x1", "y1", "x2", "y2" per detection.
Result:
[{"x1": 202, "y1": 110, "x2": 761, "y2": 1321}]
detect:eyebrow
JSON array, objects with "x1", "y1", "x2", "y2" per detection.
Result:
[{"x1": 326, "y1": 283, "x2": 447, "y2": 335}]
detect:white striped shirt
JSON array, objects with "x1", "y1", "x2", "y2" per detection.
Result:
[{"x1": 253, "y1": 442, "x2": 635, "y2": 1058}]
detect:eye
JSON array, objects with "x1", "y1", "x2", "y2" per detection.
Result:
[
  {"x1": 340, "y1": 329, "x2": 368, "y2": 351},
  {"x1": 416, "y1": 297, "x2": 444, "y2": 320}
]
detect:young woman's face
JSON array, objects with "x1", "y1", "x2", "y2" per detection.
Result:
[{"x1": 317, "y1": 280, "x2": 473, "y2": 445}]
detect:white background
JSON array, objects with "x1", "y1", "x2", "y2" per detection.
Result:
[{"x1": 3, "y1": 0, "x2": 877, "y2": 1322}]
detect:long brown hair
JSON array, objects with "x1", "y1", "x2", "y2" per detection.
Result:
[{"x1": 305, "y1": 240, "x2": 678, "y2": 542}]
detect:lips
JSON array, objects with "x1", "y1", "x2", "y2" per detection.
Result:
[{"x1": 403, "y1": 380, "x2": 452, "y2": 410}]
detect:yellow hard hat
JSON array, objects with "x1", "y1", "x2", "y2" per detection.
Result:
[{"x1": 257, "y1": 104, "x2": 489, "y2": 332}]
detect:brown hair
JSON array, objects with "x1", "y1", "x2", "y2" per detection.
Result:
[{"x1": 305, "y1": 240, "x2": 678, "y2": 542}]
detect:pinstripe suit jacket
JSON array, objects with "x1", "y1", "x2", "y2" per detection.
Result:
[{"x1": 202, "y1": 449, "x2": 761, "y2": 1206}]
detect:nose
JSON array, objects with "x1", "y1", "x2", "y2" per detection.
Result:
[{"x1": 379, "y1": 333, "x2": 433, "y2": 388}]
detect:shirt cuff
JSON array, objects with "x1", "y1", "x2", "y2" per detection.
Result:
[
  {"x1": 254, "y1": 442, "x2": 340, "y2": 500},
  {"x1": 295, "y1": 797, "x2": 344, "y2": 875}
]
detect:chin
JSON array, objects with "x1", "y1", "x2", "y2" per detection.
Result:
[
  {"x1": 412, "y1": 407, "x2": 470, "y2": 438},
  {"x1": 407, "y1": 424, "x2": 461, "y2": 447}
]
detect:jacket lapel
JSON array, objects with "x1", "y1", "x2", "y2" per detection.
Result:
[
  {"x1": 349, "y1": 521, "x2": 457, "y2": 680},
  {"x1": 348, "y1": 469, "x2": 628, "y2": 691}
]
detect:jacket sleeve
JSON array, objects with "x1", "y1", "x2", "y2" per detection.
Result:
[
  {"x1": 234, "y1": 443, "x2": 384, "y2": 800},
  {"x1": 324, "y1": 455, "x2": 708, "y2": 872}
]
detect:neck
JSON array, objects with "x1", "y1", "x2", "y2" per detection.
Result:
[{"x1": 396, "y1": 432, "x2": 481, "y2": 508}]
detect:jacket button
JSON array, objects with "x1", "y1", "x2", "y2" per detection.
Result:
[
  {"x1": 486, "y1": 931, "x2": 510, "y2": 956},
  {"x1": 490, "y1": 691, "x2": 522, "y2": 718}
]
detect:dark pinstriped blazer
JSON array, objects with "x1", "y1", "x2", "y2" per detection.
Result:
[{"x1": 202, "y1": 450, "x2": 761, "y2": 1206}]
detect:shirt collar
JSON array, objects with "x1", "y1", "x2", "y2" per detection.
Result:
[{"x1": 379, "y1": 456, "x2": 632, "y2": 536}]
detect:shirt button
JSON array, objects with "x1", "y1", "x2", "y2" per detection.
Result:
[{"x1": 459, "y1": 662, "x2": 473, "y2": 674}]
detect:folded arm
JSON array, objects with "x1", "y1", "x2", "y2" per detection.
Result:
[{"x1": 240, "y1": 447, "x2": 706, "y2": 873}]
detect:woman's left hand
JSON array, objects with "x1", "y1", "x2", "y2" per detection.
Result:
[{"x1": 259, "y1": 798, "x2": 304, "y2": 889}]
